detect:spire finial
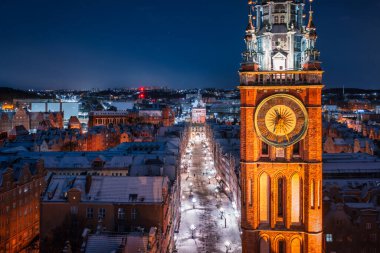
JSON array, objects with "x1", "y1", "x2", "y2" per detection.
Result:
[
  {"x1": 307, "y1": 0, "x2": 316, "y2": 30},
  {"x1": 246, "y1": 0, "x2": 255, "y2": 32}
]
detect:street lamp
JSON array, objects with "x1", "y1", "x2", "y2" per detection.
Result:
[
  {"x1": 219, "y1": 207, "x2": 224, "y2": 219},
  {"x1": 192, "y1": 197, "x2": 197, "y2": 209},
  {"x1": 190, "y1": 224, "x2": 196, "y2": 239},
  {"x1": 224, "y1": 241, "x2": 232, "y2": 253}
]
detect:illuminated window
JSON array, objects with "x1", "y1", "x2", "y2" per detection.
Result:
[
  {"x1": 259, "y1": 173, "x2": 270, "y2": 223},
  {"x1": 291, "y1": 173, "x2": 301, "y2": 223},
  {"x1": 326, "y1": 234, "x2": 333, "y2": 242},
  {"x1": 118, "y1": 208, "x2": 126, "y2": 220},
  {"x1": 311, "y1": 180, "x2": 315, "y2": 209}
]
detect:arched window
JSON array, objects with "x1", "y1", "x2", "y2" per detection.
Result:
[
  {"x1": 260, "y1": 237, "x2": 270, "y2": 253},
  {"x1": 274, "y1": 16, "x2": 279, "y2": 24},
  {"x1": 277, "y1": 177, "x2": 285, "y2": 218},
  {"x1": 291, "y1": 238, "x2": 302, "y2": 253},
  {"x1": 291, "y1": 173, "x2": 301, "y2": 223},
  {"x1": 280, "y1": 16, "x2": 285, "y2": 23},
  {"x1": 259, "y1": 173, "x2": 270, "y2": 223},
  {"x1": 278, "y1": 240, "x2": 286, "y2": 253}
]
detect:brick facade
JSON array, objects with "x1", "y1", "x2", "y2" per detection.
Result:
[{"x1": 239, "y1": 73, "x2": 323, "y2": 253}]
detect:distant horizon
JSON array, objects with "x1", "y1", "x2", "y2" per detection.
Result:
[
  {"x1": 0, "y1": 0, "x2": 379, "y2": 90},
  {"x1": 1, "y1": 85, "x2": 380, "y2": 92}
]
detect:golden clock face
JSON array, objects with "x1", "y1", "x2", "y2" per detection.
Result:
[{"x1": 255, "y1": 94, "x2": 308, "y2": 147}]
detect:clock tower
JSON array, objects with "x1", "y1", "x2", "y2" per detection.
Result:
[{"x1": 239, "y1": 0, "x2": 323, "y2": 253}]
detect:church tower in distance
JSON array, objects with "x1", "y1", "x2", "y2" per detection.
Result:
[{"x1": 239, "y1": 0, "x2": 323, "y2": 252}]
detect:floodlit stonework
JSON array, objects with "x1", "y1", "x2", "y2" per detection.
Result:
[{"x1": 239, "y1": 0, "x2": 323, "y2": 252}]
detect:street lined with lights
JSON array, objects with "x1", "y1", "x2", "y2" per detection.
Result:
[{"x1": 176, "y1": 132, "x2": 241, "y2": 252}]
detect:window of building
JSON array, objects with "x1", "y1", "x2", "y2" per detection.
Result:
[
  {"x1": 280, "y1": 16, "x2": 285, "y2": 23},
  {"x1": 277, "y1": 178, "x2": 284, "y2": 218},
  {"x1": 278, "y1": 240, "x2": 285, "y2": 253},
  {"x1": 366, "y1": 223, "x2": 372, "y2": 230},
  {"x1": 262, "y1": 142, "x2": 269, "y2": 156},
  {"x1": 129, "y1": 194, "x2": 138, "y2": 202},
  {"x1": 326, "y1": 234, "x2": 333, "y2": 242},
  {"x1": 98, "y1": 208, "x2": 106, "y2": 219},
  {"x1": 70, "y1": 206, "x2": 78, "y2": 215},
  {"x1": 118, "y1": 208, "x2": 126, "y2": 220},
  {"x1": 293, "y1": 142, "x2": 300, "y2": 156},
  {"x1": 131, "y1": 208, "x2": 137, "y2": 220},
  {"x1": 370, "y1": 233, "x2": 377, "y2": 242},
  {"x1": 274, "y1": 16, "x2": 279, "y2": 24},
  {"x1": 86, "y1": 208, "x2": 93, "y2": 219}
]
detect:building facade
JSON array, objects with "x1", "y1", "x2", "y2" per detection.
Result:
[
  {"x1": 0, "y1": 159, "x2": 46, "y2": 253},
  {"x1": 239, "y1": 1, "x2": 323, "y2": 252}
]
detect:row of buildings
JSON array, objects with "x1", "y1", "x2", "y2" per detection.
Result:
[{"x1": 0, "y1": 124, "x2": 190, "y2": 252}]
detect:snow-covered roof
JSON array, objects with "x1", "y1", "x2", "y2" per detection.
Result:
[{"x1": 43, "y1": 175, "x2": 169, "y2": 203}]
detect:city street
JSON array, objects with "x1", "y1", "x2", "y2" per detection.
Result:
[{"x1": 176, "y1": 133, "x2": 241, "y2": 253}]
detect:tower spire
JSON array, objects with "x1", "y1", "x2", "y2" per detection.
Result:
[
  {"x1": 241, "y1": 0, "x2": 259, "y2": 71},
  {"x1": 307, "y1": 0, "x2": 316, "y2": 30}
]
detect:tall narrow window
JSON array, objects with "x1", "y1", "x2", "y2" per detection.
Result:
[
  {"x1": 262, "y1": 142, "x2": 269, "y2": 156},
  {"x1": 131, "y1": 208, "x2": 137, "y2": 220},
  {"x1": 291, "y1": 173, "x2": 301, "y2": 223},
  {"x1": 259, "y1": 173, "x2": 270, "y2": 223},
  {"x1": 279, "y1": 240, "x2": 286, "y2": 253},
  {"x1": 280, "y1": 16, "x2": 285, "y2": 23},
  {"x1": 248, "y1": 179, "x2": 253, "y2": 206},
  {"x1": 277, "y1": 178, "x2": 284, "y2": 218},
  {"x1": 311, "y1": 180, "x2": 315, "y2": 209},
  {"x1": 242, "y1": 178, "x2": 246, "y2": 206},
  {"x1": 291, "y1": 238, "x2": 302, "y2": 253},
  {"x1": 274, "y1": 16, "x2": 279, "y2": 24},
  {"x1": 293, "y1": 142, "x2": 300, "y2": 156},
  {"x1": 260, "y1": 237, "x2": 270, "y2": 253},
  {"x1": 317, "y1": 180, "x2": 321, "y2": 209}
]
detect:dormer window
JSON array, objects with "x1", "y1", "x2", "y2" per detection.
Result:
[{"x1": 129, "y1": 194, "x2": 138, "y2": 201}]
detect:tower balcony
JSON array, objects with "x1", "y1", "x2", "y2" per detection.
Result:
[{"x1": 239, "y1": 70, "x2": 323, "y2": 86}]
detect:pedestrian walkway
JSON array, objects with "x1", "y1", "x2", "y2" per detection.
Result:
[{"x1": 176, "y1": 134, "x2": 241, "y2": 253}]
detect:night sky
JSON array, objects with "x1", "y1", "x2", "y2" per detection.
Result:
[{"x1": 0, "y1": 0, "x2": 379, "y2": 90}]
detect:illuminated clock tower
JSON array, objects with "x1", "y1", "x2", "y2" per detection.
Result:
[{"x1": 239, "y1": 0, "x2": 323, "y2": 252}]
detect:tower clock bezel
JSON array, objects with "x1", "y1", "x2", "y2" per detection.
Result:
[{"x1": 254, "y1": 93, "x2": 309, "y2": 148}]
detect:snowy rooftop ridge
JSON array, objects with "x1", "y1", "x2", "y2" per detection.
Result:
[{"x1": 43, "y1": 175, "x2": 169, "y2": 203}]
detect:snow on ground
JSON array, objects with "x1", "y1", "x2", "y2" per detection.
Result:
[{"x1": 176, "y1": 134, "x2": 241, "y2": 253}]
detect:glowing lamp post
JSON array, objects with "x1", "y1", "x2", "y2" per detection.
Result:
[
  {"x1": 219, "y1": 207, "x2": 224, "y2": 219},
  {"x1": 225, "y1": 241, "x2": 232, "y2": 253},
  {"x1": 190, "y1": 224, "x2": 196, "y2": 239},
  {"x1": 192, "y1": 197, "x2": 197, "y2": 209}
]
